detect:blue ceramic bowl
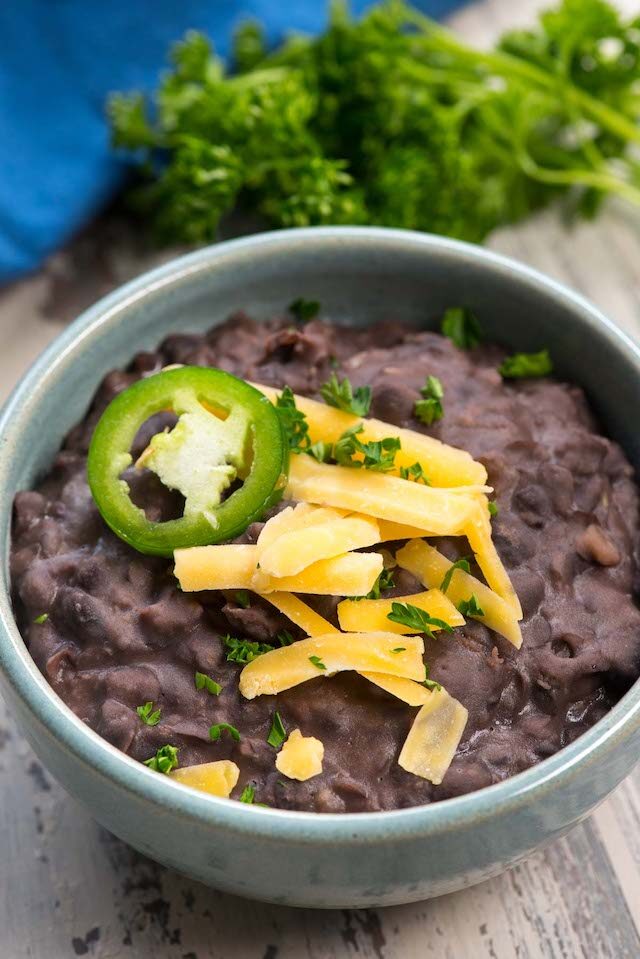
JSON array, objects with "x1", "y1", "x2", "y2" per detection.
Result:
[{"x1": 1, "y1": 227, "x2": 639, "y2": 908}]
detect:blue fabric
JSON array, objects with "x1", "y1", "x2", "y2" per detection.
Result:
[{"x1": 0, "y1": 1, "x2": 461, "y2": 282}]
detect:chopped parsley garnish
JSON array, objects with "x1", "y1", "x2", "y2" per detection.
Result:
[
  {"x1": 387, "y1": 602, "x2": 454, "y2": 638},
  {"x1": 194, "y1": 672, "x2": 222, "y2": 695},
  {"x1": 33, "y1": 613, "x2": 49, "y2": 625},
  {"x1": 499, "y1": 349, "x2": 553, "y2": 379},
  {"x1": 289, "y1": 297, "x2": 320, "y2": 323},
  {"x1": 234, "y1": 589, "x2": 251, "y2": 608},
  {"x1": 275, "y1": 386, "x2": 311, "y2": 453},
  {"x1": 308, "y1": 440, "x2": 333, "y2": 463},
  {"x1": 488, "y1": 500, "x2": 499, "y2": 517},
  {"x1": 240, "y1": 784, "x2": 256, "y2": 803},
  {"x1": 209, "y1": 722, "x2": 241, "y2": 742},
  {"x1": 320, "y1": 373, "x2": 372, "y2": 417},
  {"x1": 143, "y1": 744, "x2": 178, "y2": 774},
  {"x1": 391, "y1": 647, "x2": 407, "y2": 653},
  {"x1": 334, "y1": 423, "x2": 400, "y2": 472},
  {"x1": 350, "y1": 566, "x2": 395, "y2": 601},
  {"x1": 223, "y1": 634, "x2": 273, "y2": 664},
  {"x1": 440, "y1": 557, "x2": 471, "y2": 594},
  {"x1": 277, "y1": 630, "x2": 294, "y2": 646},
  {"x1": 267, "y1": 711, "x2": 287, "y2": 748},
  {"x1": 457, "y1": 594, "x2": 485, "y2": 617},
  {"x1": 399, "y1": 461, "x2": 430, "y2": 485},
  {"x1": 441, "y1": 307, "x2": 483, "y2": 350},
  {"x1": 136, "y1": 701, "x2": 162, "y2": 726},
  {"x1": 422, "y1": 664, "x2": 442, "y2": 693},
  {"x1": 414, "y1": 375, "x2": 444, "y2": 426},
  {"x1": 309, "y1": 655, "x2": 326, "y2": 671}
]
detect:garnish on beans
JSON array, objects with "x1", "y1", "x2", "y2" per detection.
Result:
[
  {"x1": 414, "y1": 375, "x2": 444, "y2": 426},
  {"x1": 320, "y1": 373, "x2": 372, "y2": 417},
  {"x1": 441, "y1": 306, "x2": 483, "y2": 349},
  {"x1": 499, "y1": 349, "x2": 553, "y2": 379},
  {"x1": 87, "y1": 367, "x2": 289, "y2": 556}
]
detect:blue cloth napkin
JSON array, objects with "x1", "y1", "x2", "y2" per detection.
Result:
[{"x1": 0, "y1": 1, "x2": 461, "y2": 283}]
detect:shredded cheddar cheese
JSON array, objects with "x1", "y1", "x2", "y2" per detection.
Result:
[
  {"x1": 174, "y1": 544, "x2": 382, "y2": 596},
  {"x1": 252, "y1": 383, "x2": 487, "y2": 487},
  {"x1": 395, "y1": 539, "x2": 523, "y2": 648},
  {"x1": 398, "y1": 688, "x2": 469, "y2": 784},
  {"x1": 258, "y1": 513, "x2": 380, "y2": 578},
  {"x1": 169, "y1": 760, "x2": 239, "y2": 797},
  {"x1": 239, "y1": 632, "x2": 425, "y2": 699},
  {"x1": 286, "y1": 455, "x2": 486, "y2": 536},
  {"x1": 275, "y1": 729, "x2": 324, "y2": 781},
  {"x1": 465, "y1": 500, "x2": 523, "y2": 619},
  {"x1": 337, "y1": 589, "x2": 464, "y2": 634}
]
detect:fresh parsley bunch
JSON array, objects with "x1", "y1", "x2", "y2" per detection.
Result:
[{"x1": 110, "y1": 0, "x2": 640, "y2": 244}]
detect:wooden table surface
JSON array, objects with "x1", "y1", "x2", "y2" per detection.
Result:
[{"x1": 2, "y1": 1, "x2": 640, "y2": 956}]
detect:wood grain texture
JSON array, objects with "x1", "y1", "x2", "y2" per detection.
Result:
[{"x1": 1, "y1": 0, "x2": 639, "y2": 956}]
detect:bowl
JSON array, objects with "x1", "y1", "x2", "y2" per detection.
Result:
[{"x1": 1, "y1": 227, "x2": 639, "y2": 908}]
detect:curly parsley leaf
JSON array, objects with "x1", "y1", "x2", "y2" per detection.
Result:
[
  {"x1": 399, "y1": 462, "x2": 431, "y2": 485},
  {"x1": 309, "y1": 655, "x2": 326, "y2": 671},
  {"x1": 488, "y1": 500, "x2": 499, "y2": 517},
  {"x1": 267, "y1": 711, "x2": 287, "y2": 748},
  {"x1": 414, "y1": 375, "x2": 444, "y2": 426},
  {"x1": 289, "y1": 297, "x2": 320, "y2": 322},
  {"x1": 422, "y1": 664, "x2": 442, "y2": 692},
  {"x1": 209, "y1": 722, "x2": 241, "y2": 742},
  {"x1": 441, "y1": 307, "x2": 483, "y2": 350},
  {"x1": 144, "y1": 744, "x2": 178, "y2": 773},
  {"x1": 195, "y1": 672, "x2": 222, "y2": 695},
  {"x1": 224, "y1": 634, "x2": 273, "y2": 664},
  {"x1": 457, "y1": 594, "x2": 485, "y2": 617},
  {"x1": 33, "y1": 613, "x2": 49, "y2": 625},
  {"x1": 240, "y1": 784, "x2": 256, "y2": 803},
  {"x1": 320, "y1": 373, "x2": 372, "y2": 416},
  {"x1": 111, "y1": 2, "x2": 640, "y2": 249},
  {"x1": 387, "y1": 601, "x2": 454, "y2": 638},
  {"x1": 275, "y1": 386, "x2": 311, "y2": 453},
  {"x1": 499, "y1": 349, "x2": 553, "y2": 379},
  {"x1": 137, "y1": 701, "x2": 162, "y2": 726},
  {"x1": 234, "y1": 590, "x2": 251, "y2": 608},
  {"x1": 334, "y1": 424, "x2": 400, "y2": 472},
  {"x1": 349, "y1": 566, "x2": 395, "y2": 601},
  {"x1": 277, "y1": 630, "x2": 294, "y2": 646},
  {"x1": 440, "y1": 557, "x2": 471, "y2": 594}
]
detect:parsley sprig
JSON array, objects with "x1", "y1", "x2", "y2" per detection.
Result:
[
  {"x1": 399, "y1": 462, "x2": 430, "y2": 485},
  {"x1": 499, "y1": 349, "x2": 553, "y2": 379},
  {"x1": 334, "y1": 424, "x2": 400, "y2": 472},
  {"x1": 137, "y1": 701, "x2": 162, "y2": 726},
  {"x1": 349, "y1": 567, "x2": 395, "y2": 601},
  {"x1": 414, "y1": 375, "x2": 444, "y2": 426},
  {"x1": 309, "y1": 655, "x2": 326, "y2": 671},
  {"x1": 320, "y1": 373, "x2": 372, "y2": 417},
  {"x1": 440, "y1": 557, "x2": 471, "y2": 594},
  {"x1": 387, "y1": 602, "x2": 454, "y2": 638},
  {"x1": 209, "y1": 722, "x2": 241, "y2": 742},
  {"x1": 195, "y1": 672, "x2": 222, "y2": 695},
  {"x1": 289, "y1": 297, "x2": 320, "y2": 322},
  {"x1": 441, "y1": 307, "x2": 483, "y2": 350},
  {"x1": 144, "y1": 745, "x2": 178, "y2": 774},
  {"x1": 275, "y1": 386, "x2": 311, "y2": 453},
  {"x1": 111, "y1": 1, "x2": 640, "y2": 249},
  {"x1": 267, "y1": 711, "x2": 287, "y2": 748},
  {"x1": 422, "y1": 664, "x2": 442, "y2": 692},
  {"x1": 457, "y1": 595, "x2": 485, "y2": 617},
  {"x1": 223, "y1": 634, "x2": 273, "y2": 664}
]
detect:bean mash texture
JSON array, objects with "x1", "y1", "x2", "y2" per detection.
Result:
[{"x1": 11, "y1": 316, "x2": 640, "y2": 811}]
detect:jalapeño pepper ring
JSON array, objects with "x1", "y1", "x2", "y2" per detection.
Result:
[{"x1": 87, "y1": 366, "x2": 289, "y2": 556}]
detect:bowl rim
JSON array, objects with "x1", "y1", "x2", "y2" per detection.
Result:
[{"x1": 1, "y1": 224, "x2": 639, "y2": 843}]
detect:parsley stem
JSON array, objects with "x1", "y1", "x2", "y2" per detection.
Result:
[{"x1": 416, "y1": 20, "x2": 640, "y2": 148}]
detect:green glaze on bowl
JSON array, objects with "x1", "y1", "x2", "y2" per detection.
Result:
[{"x1": 0, "y1": 228, "x2": 639, "y2": 907}]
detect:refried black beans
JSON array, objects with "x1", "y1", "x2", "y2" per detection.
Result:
[{"x1": 10, "y1": 314, "x2": 640, "y2": 812}]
